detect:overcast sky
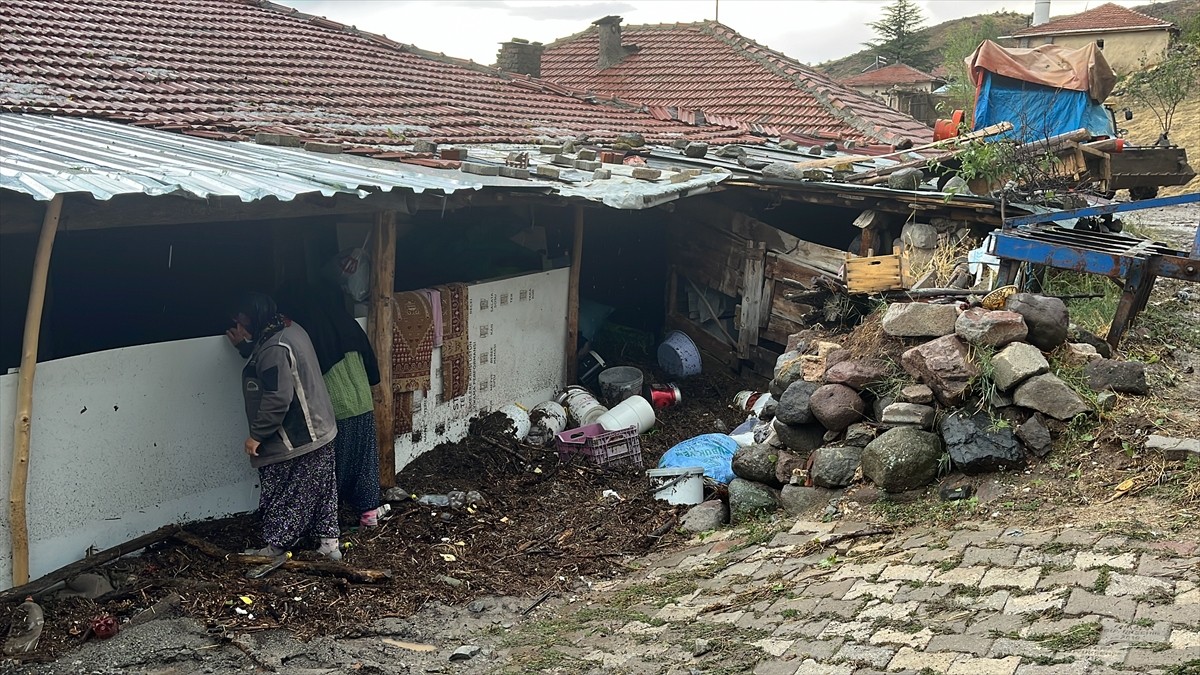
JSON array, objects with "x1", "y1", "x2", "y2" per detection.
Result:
[{"x1": 279, "y1": 1, "x2": 1151, "y2": 66}]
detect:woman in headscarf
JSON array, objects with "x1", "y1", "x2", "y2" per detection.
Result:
[
  {"x1": 227, "y1": 292, "x2": 342, "y2": 559},
  {"x1": 275, "y1": 284, "x2": 383, "y2": 528}
]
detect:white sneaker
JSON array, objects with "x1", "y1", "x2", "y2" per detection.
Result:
[{"x1": 317, "y1": 538, "x2": 342, "y2": 561}]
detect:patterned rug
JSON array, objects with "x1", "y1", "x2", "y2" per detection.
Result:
[
  {"x1": 391, "y1": 290, "x2": 435, "y2": 394},
  {"x1": 437, "y1": 283, "x2": 470, "y2": 402}
]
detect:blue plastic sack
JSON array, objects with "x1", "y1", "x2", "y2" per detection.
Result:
[{"x1": 658, "y1": 434, "x2": 740, "y2": 484}]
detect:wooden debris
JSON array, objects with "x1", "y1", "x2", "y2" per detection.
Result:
[{"x1": 173, "y1": 531, "x2": 392, "y2": 584}]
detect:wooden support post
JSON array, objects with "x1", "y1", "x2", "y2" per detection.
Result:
[
  {"x1": 564, "y1": 205, "x2": 584, "y2": 385},
  {"x1": 369, "y1": 211, "x2": 397, "y2": 488},
  {"x1": 737, "y1": 242, "x2": 767, "y2": 359},
  {"x1": 9, "y1": 195, "x2": 63, "y2": 587}
]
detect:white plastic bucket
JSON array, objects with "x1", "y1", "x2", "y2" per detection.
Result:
[
  {"x1": 597, "y1": 395, "x2": 656, "y2": 434},
  {"x1": 657, "y1": 330, "x2": 702, "y2": 378},
  {"x1": 497, "y1": 403, "x2": 531, "y2": 442},
  {"x1": 647, "y1": 466, "x2": 706, "y2": 505},
  {"x1": 598, "y1": 366, "x2": 644, "y2": 406},
  {"x1": 527, "y1": 401, "x2": 568, "y2": 447},
  {"x1": 562, "y1": 386, "x2": 608, "y2": 426}
]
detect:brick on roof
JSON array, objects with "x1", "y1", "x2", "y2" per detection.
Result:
[
  {"x1": 841, "y1": 63, "x2": 942, "y2": 88},
  {"x1": 541, "y1": 21, "x2": 933, "y2": 146},
  {"x1": 1007, "y1": 2, "x2": 1174, "y2": 38},
  {"x1": 0, "y1": 0, "x2": 757, "y2": 146}
]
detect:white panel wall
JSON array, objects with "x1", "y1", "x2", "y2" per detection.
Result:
[
  {"x1": 0, "y1": 268, "x2": 568, "y2": 588},
  {"x1": 393, "y1": 268, "x2": 569, "y2": 469},
  {"x1": 0, "y1": 335, "x2": 260, "y2": 587}
]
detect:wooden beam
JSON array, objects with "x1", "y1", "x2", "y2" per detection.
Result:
[
  {"x1": 737, "y1": 242, "x2": 766, "y2": 358},
  {"x1": 0, "y1": 523, "x2": 180, "y2": 604},
  {"x1": 369, "y1": 211, "x2": 397, "y2": 488},
  {"x1": 853, "y1": 209, "x2": 889, "y2": 230},
  {"x1": 8, "y1": 194, "x2": 63, "y2": 586},
  {"x1": 565, "y1": 205, "x2": 584, "y2": 384}
]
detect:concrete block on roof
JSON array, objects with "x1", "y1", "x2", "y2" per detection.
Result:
[
  {"x1": 539, "y1": 145, "x2": 563, "y2": 154},
  {"x1": 631, "y1": 167, "x2": 661, "y2": 181},
  {"x1": 254, "y1": 132, "x2": 302, "y2": 147},
  {"x1": 552, "y1": 154, "x2": 575, "y2": 167},
  {"x1": 576, "y1": 148, "x2": 598, "y2": 161},
  {"x1": 670, "y1": 172, "x2": 692, "y2": 183},
  {"x1": 592, "y1": 168, "x2": 612, "y2": 180},
  {"x1": 412, "y1": 140, "x2": 438, "y2": 154},
  {"x1": 536, "y1": 165, "x2": 561, "y2": 179},
  {"x1": 302, "y1": 141, "x2": 344, "y2": 154},
  {"x1": 498, "y1": 166, "x2": 529, "y2": 180},
  {"x1": 575, "y1": 159, "x2": 601, "y2": 171},
  {"x1": 460, "y1": 162, "x2": 499, "y2": 176}
]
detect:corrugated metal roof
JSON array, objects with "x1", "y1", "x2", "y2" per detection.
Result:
[
  {"x1": 0, "y1": 114, "x2": 488, "y2": 202},
  {"x1": 0, "y1": 114, "x2": 734, "y2": 210}
]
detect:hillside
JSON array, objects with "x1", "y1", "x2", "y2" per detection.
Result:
[
  {"x1": 817, "y1": 1, "x2": 1200, "y2": 81},
  {"x1": 1117, "y1": 90, "x2": 1200, "y2": 197}
]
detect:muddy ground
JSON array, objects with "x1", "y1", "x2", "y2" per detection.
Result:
[{"x1": 3, "y1": 204, "x2": 1198, "y2": 674}]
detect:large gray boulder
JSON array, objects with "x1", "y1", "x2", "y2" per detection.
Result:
[
  {"x1": 882, "y1": 303, "x2": 959, "y2": 338},
  {"x1": 680, "y1": 500, "x2": 728, "y2": 533},
  {"x1": 1005, "y1": 293, "x2": 1069, "y2": 351},
  {"x1": 992, "y1": 342, "x2": 1050, "y2": 391},
  {"x1": 1013, "y1": 374, "x2": 1090, "y2": 420},
  {"x1": 728, "y1": 478, "x2": 780, "y2": 524},
  {"x1": 780, "y1": 485, "x2": 838, "y2": 517},
  {"x1": 824, "y1": 360, "x2": 890, "y2": 392},
  {"x1": 809, "y1": 384, "x2": 866, "y2": 431},
  {"x1": 732, "y1": 444, "x2": 782, "y2": 486},
  {"x1": 810, "y1": 446, "x2": 863, "y2": 488},
  {"x1": 901, "y1": 336, "x2": 979, "y2": 406},
  {"x1": 772, "y1": 420, "x2": 826, "y2": 454},
  {"x1": 901, "y1": 222, "x2": 938, "y2": 250},
  {"x1": 861, "y1": 427, "x2": 944, "y2": 493},
  {"x1": 955, "y1": 308, "x2": 1028, "y2": 348},
  {"x1": 776, "y1": 380, "x2": 819, "y2": 425},
  {"x1": 1085, "y1": 359, "x2": 1149, "y2": 395},
  {"x1": 939, "y1": 411, "x2": 1026, "y2": 475}
]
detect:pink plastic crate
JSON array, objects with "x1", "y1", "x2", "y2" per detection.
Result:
[{"x1": 554, "y1": 424, "x2": 643, "y2": 468}]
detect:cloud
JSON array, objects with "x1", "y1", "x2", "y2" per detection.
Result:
[{"x1": 502, "y1": 2, "x2": 637, "y2": 22}]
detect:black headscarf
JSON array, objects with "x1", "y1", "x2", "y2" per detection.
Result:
[
  {"x1": 233, "y1": 292, "x2": 289, "y2": 360},
  {"x1": 275, "y1": 283, "x2": 380, "y2": 385}
]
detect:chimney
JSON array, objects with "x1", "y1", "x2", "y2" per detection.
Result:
[
  {"x1": 495, "y1": 38, "x2": 544, "y2": 77},
  {"x1": 594, "y1": 15, "x2": 638, "y2": 69},
  {"x1": 1032, "y1": 0, "x2": 1051, "y2": 26}
]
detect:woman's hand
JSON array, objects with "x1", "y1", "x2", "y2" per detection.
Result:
[
  {"x1": 226, "y1": 324, "x2": 251, "y2": 346},
  {"x1": 244, "y1": 438, "x2": 261, "y2": 457}
]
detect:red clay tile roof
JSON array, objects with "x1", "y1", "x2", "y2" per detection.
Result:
[
  {"x1": 1007, "y1": 3, "x2": 1174, "y2": 38},
  {"x1": 842, "y1": 63, "x2": 942, "y2": 88},
  {"x1": 0, "y1": 0, "x2": 757, "y2": 146},
  {"x1": 540, "y1": 21, "x2": 933, "y2": 146}
]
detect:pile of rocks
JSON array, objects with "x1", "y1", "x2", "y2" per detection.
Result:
[{"x1": 718, "y1": 292, "x2": 1150, "y2": 525}]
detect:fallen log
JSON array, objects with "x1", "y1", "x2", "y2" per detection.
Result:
[
  {"x1": 172, "y1": 531, "x2": 392, "y2": 584},
  {"x1": 0, "y1": 523, "x2": 181, "y2": 605}
]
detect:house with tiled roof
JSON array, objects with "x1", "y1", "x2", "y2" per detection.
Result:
[
  {"x1": 1003, "y1": 3, "x2": 1177, "y2": 74},
  {"x1": 0, "y1": 0, "x2": 758, "y2": 148},
  {"x1": 840, "y1": 64, "x2": 945, "y2": 126},
  {"x1": 536, "y1": 17, "x2": 933, "y2": 148}
]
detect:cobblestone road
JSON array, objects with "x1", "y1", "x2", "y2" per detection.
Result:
[{"x1": 501, "y1": 520, "x2": 1200, "y2": 674}]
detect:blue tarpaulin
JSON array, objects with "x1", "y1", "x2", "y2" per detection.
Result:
[{"x1": 974, "y1": 73, "x2": 1114, "y2": 142}]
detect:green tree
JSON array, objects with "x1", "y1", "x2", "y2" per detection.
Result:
[
  {"x1": 864, "y1": 0, "x2": 931, "y2": 68},
  {"x1": 938, "y1": 16, "x2": 1006, "y2": 118},
  {"x1": 1124, "y1": 45, "x2": 1200, "y2": 140}
]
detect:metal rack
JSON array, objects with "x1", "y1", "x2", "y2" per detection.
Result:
[{"x1": 990, "y1": 193, "x2": 1200, "y2": 348}]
